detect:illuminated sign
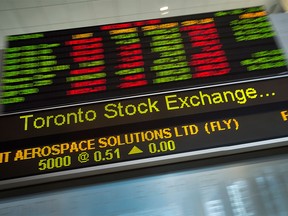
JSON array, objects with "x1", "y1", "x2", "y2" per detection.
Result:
[
  {"x1": 0, "y1": 107, "x2": 288, "y2": 181},
  {"x1": 1, "y1": 6, "x2": 287, "y2": 113},
  {"x1": 0, "y1": 76, "x2": 288, "y2": 142}
]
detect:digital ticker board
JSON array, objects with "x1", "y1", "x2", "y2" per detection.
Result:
[
  {"x1": 0, "y1": 76, "x2": 288, "y2": 142},
  {"x1": 1, "y1": 6, "x2": 288, "y2": 188},
  {"x1": 0, "y1": 104, "x2": 288, "y2": 183},
  {"x1": 1, "y1": 6, "x2": 288, "y2": 113},
  {"x1": 0, "y1": 75, "x2": 288, "y2": 186}
]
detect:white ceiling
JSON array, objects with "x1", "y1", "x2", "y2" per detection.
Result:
[{"x1": 0, "y1": 0, "x2": 285, "y2": 49}]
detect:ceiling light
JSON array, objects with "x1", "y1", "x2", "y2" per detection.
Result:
[{"x1": 160, "y1": 6, "x2": 168, "y2": 11}]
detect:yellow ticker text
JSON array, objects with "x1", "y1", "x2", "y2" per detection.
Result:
[
  {"x1": 98, "y1": 128, "x2": 172, "y2": 148},
  {"x1": 72, "y1": 33, "x2": 93, "y2": 39},
  {"x1": 239, "y1": 11, "x2": 267, "y2": 19},
  {"x1": 142, "y1": 23, "x2": 178, "y2": 31},
  {"x1": 174, "y1": 125, "x2": 199, "y2": 137},
  {"x1": 104, "y1": 98, "x2": 160, "y2": 119},
  {"x1": 281, "y1": 110, "x2": 288, "y2": 121},
  {"x1": 20, "y1": 108, "x2": 97, "y2": 131},
  {"x1": 165, "y1": 88, "x2": 258, "y2": 111},
  {"x1": 0, "y1": 151, "x2": 11, "y2": 163},
  {"x1": 14, "y1": 139, "x2": 96, "y2": 161},
  {"x1": 205, "y1": 119, "x2": 239, "y2": 134},
  {"x1": 110, "y1": 28, "x2": 137, "y2": 35},
  {"x1": 181, "y1": 18, "x2": 214, "y2": 26}
]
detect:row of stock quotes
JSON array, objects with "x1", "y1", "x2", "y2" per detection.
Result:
[
  {"x1": 1, "y1": 106, "x2": 288, "y2": 180},
  {"x1": 2, "y1": 6, "x2": 288, "y2": 112}
]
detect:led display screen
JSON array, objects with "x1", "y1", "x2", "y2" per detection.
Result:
[
  {"x1": 1, "y1": 6, "x2": 288, "y2": 186},
  {"x1": 1, "y1": 6, "x2": 287, "y2": 113},
  {"x1": 0, "y1": 77, "x2": 288, "y2": 142},
  {"x1": 0, "y1": 106, "x2": 287, "y2": 181}
]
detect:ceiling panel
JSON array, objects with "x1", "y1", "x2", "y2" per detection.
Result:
[
  {"x1": 0, "y1": 0, "x2": 13, "y2": 10},
  {"x1": 0, "y1": 11, "x2": 21, "y2": 29},
  {"x1": 164, "y1": 0, "x2": 185, "y2": 10},
  {"x1": 0, "y1": 30, "x2": 5, "y2": 49},
  {"x1": 96, "y1": 16, "x2": 120, "y2": 25},
  {"x1": 9, "y1": 0, "x2": 42, "y2": 9},
  {"x1": 44, "y1": 23, "x2": 75, "y2": 32},
  {"x1": 68, "y1": 0, "x2": 91, "y2": 2},
  {"x1": 25, "y1": 25, "x2": 50, "y2": 34},
  {"x1": 91, "y1": 0, "x2": 118, "y2": 19},
  {"x1": 40, "y1": 0, "x2": 67, "y2": 7},
  {"x1": 118, "y1": 0, "x2": 140, "y2": 16},
  {"x1": 183, "y1": 0, "x2": 207, "y2": 8},
  {"x1": 0, "y1": 0, "x2": 284, "y2": 50},
  {"x1": 72, "y1": 19, "x2": 99, "y2": 28},
  {"x1": 67, "y1": 2, "x2": 94, "y2": 22},
  {"x1": 3, "y1": 28, "x2": 25, "y2": 37},
  {"x1": 115, "y1": 14, "x2": 142, "y2": 23},
  {"x1": 139, "y1": 0, "x2": 162, "y2": 13},
  {"x1": 43, "y1": 5, "x2": 69, "y2": 25},
  {"x1": 16, "y1": 7, "x2": 46, "y2": 27}
]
